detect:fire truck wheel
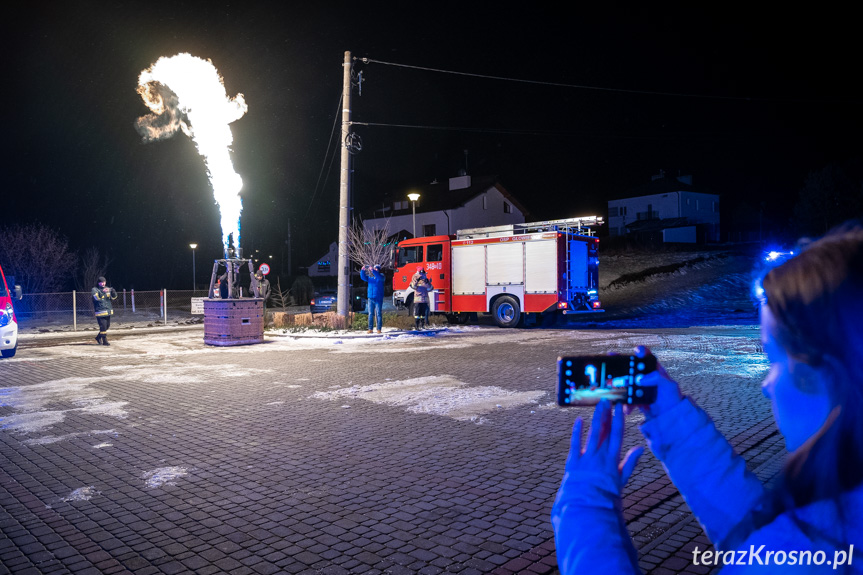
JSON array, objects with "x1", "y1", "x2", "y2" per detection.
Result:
[{"x1": 492, "y1": 296, "x2": 521, "y2": 328}]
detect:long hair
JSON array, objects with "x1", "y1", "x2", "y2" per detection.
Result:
[{"x1": 734, "y1": 220, "x2": 863, "y2": 548}]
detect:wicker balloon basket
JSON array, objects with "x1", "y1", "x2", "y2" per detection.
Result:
[{"x1": 203, "y1": 299, "x2": 265, "y2": 346}]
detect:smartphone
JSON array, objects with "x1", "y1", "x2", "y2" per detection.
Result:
[{"x1": 557, "y1": 354, "x2": 658, "y2": 406}]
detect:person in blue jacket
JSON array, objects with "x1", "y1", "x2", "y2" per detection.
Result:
[
  {"x1": 360, "y1": 264, "x2": 385, "y2": 334},
  {"x1": 553, "y1": 220, "x2": 863, "y2": 574}
]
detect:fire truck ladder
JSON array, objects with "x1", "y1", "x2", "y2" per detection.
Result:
[{"x1": 455, "y1": 216, "x2": 603, "y2": 239}]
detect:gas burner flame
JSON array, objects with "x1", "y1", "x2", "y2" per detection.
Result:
[{"x1": 136, "y1": 53, "x2": 247, "y2": 254}]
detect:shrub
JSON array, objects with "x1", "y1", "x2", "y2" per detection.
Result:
[
  {"x1": 290, "y1": 276, "x2": 315, "y2": 305},
  {"x1": 351, "y1": 311, "x2": 444, "y2": 330}
]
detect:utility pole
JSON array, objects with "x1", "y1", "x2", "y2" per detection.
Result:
[{"x1": 337, "y1": 51, "x2": 352, "y2": 318}]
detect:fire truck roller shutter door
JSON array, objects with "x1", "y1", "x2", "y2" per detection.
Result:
[
  {"x1": 524, "y1": 239, "x2": 557, "y2": 293},
  {"x1": 569, "y1": 241, "x2": 589, "y2": 290},
  {"x1": 452, "y1": 245, "x2": 485, "y2": 295},
  {"x1": 486, "y1": 243, "x2": 524, "y2": 286}
]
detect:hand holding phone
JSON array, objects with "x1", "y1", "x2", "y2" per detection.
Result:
[{"x1": 557, "y1": 354, "x2": 658, "y2": 406}]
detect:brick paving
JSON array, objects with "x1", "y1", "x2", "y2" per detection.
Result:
[{"x1": 0, "y1": 326, "x2": 782, "y2": 574}]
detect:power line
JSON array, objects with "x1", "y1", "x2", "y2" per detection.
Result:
[
  {"x1": 350, "y1": 120, "x2": 775, "y2": 141},
  {"x1": 359, "y1": 57, "x2": 861, "y2": 104},
  {"x1": 304, "y1": 91, "x2": 343, "y2": 219},
  {"x1": 359, "y1": 57, "x2": 761, "y2": 102}
]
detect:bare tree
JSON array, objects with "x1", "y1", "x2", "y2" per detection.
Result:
[
  {"x1": 77, "y1": 247, "x2": 112, "y2": 291},
  {"x1": 0, "y1": 223, "x2": 76, "y2": 293},
  {"x1": 271, "y1": 278, "x2": 293, "y2": 311},
  {"x1": 346, "y1": 220, "x2": 393, "y2": 268}
]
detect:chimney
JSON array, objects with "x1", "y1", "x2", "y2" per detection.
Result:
[{"x1": 449, "y1": 174, "x2": 471, "y2": 191}]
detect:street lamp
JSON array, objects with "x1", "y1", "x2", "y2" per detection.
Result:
[
  {"x1": 189, "y1": 243, "x2": 198, "y2": 292},
  {"x1": 407, "y1": 192, "x2": 421, "y2": 237}
]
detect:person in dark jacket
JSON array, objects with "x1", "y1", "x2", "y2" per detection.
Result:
[
  {"x1": 251, "y1": 269, "x2": 271, "y2": 324},
  {"x1": 91, "y1": 276, "x2": 117, "y2": 346},
  {"x1": 360, "y1": 264, "x2": 385, "y2": 334},
  {"x1": 251, "y1": 269, "x2": 270, "y2": 300}
]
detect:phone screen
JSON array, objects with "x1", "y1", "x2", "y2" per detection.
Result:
[{"x1": 557, "y1": 354, "x2": 657, "y2": 406}]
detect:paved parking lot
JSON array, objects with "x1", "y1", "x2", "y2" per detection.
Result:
[{"x1": 0, "y1": 325, "x2": 781, "y2": 574}]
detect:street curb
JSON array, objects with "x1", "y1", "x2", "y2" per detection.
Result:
[
  {"x1": 17, "y1": 323, "x2": 204, "y2": 343},
  {"x1": 264, "y1": 327, "x2": 450, "y2": 339},
  {"x1": 18, "y1": 325, "x2": 457, "y2": 345}
]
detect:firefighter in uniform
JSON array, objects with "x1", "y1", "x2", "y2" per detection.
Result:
[{"x1": 91, "y1": 276, "x2": 117, "y2": 346}]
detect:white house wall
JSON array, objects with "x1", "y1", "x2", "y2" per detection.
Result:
[
  {"x1": 608, "y1": 191, "x2": 719, "y2": 238},
  {"x1": 308, "y1": 241, "x2": 339, "y2": 277},
  {"x1": 363, "y1": 186, "x2": 525, "y2": 238}
]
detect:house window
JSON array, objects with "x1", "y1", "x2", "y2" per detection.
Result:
[
  {"x1": 427, "y1": 244, "x2": 443, "y2": 262},
  {"x1": 504, "y1": 201, "x2": 512, "y2": 214},
  {"x1": 713, "y1": 200, "x2": 719, "y2": 212},
  {"x1": 483, "y1": 195, "x2": 487, "y2": 210},
  {"x1": 423, "y1": 224, "x2": 436, "y2": 237}
]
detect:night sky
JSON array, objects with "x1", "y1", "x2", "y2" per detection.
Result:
[{"x1": 3, "y1": 3, "x2": 861, "y2": 290}]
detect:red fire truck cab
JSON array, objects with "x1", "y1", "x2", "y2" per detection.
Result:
[{"x1": 392, "y1": 217, "x2": 603, "y2": 328}]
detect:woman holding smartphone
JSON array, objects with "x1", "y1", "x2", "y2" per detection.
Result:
[{"x1": 552, "y1": 220, "x2": 863, "y2": 573}]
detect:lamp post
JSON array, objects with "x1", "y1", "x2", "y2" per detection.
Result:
[
  {"x1": 189, "y1": 243, "x2": 198, "y2": 292},
  {"x1": 407, "y1": 192, "x2": 421, "y2": 237}
]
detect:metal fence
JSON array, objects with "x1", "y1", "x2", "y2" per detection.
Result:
[{"x1": 14, "y1": 289, "x2": 212, "y2": 332}]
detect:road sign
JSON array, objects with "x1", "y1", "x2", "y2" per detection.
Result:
[
  {"x1": 258, "y1": 263, "x2": 270, "y2": 275},
  {"x1": 191, "y1": 297, "x2": 205, "y2": 314}
]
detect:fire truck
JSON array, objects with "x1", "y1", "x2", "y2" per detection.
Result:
[
  {"x1": 392, "y1": 216, "x2": 603, "y2": 328},
  {"x1": 0, "y1": 263, "x2": 23, "y2": 358}
]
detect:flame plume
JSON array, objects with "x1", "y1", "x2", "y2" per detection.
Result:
[{"x1": 136, "y1": 53, "x2": 247, "y2": 255}]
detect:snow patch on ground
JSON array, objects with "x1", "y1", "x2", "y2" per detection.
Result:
[
  {"x1": 1, "y1": 411, "x2": 66, "y2": 433},
  {"x1": 311, "y1": 375, "x2": 545, "y2": 422},
  {"x1": 61, "y1": 486, "x2": 99, "y2": 502},
  {"x1": 0, "y1": 378, "x2": 129, "y2": 435},
  {"x1": 23, "y1": 429, "x2": 117, "y2": 446},
  {"x1": 143, "y1": 466, "x2": 189, "y2": 489}
]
